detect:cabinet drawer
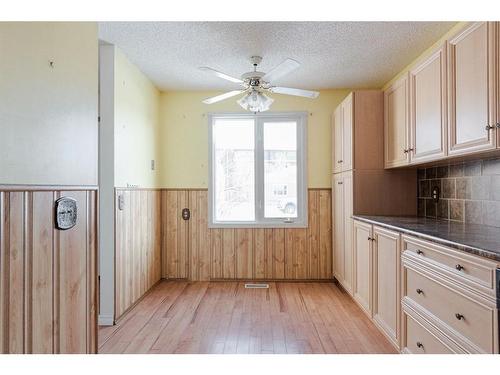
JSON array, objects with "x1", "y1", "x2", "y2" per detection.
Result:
[
  {"x1": 405, "y1": 267, "x2": 495, "y2": 353},
  {"x1": 403, "y1": 236, "x2": 496, "y2": 290},
  {"x1": 404, "y1": 313, "x2": 453, "y2": 354}
]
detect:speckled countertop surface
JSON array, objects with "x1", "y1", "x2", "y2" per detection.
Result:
[{"x1": 352, "y1": 215, "x2": 500, "y2": 262}]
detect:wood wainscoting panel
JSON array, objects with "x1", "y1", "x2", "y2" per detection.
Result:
[
  {"x1": 0, "y1": 188, "x2": 97, "y2": 354},
  {"x1": 114, "y1": 189, "x2": 162, "y2": 320},
  {"x1": 161, "y1": 189, "x2": 332, "y2": 281}
]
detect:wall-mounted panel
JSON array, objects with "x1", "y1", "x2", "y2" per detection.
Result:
[
  {"x1": 161, "y1": 189, "x2": 332, "y2": 281},
  {"x1": 0, "y1": 188, "x2": 97, "y2": 354},
  {"x1": 114, "y1": 189, "x2": 162, "y2": 320}
]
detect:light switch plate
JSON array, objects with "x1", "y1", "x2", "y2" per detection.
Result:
[
  {"x1": 55, "y1": 197, "x2": 77, "y2": 230},
  {"x1": 118, "y1": 195, "x2": 125, "y2": 210}
]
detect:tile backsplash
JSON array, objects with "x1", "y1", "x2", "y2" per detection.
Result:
[{"x1": 417, "y1": 157, "x2": 500, "y2": 227}]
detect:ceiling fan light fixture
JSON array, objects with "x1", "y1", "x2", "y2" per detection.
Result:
[{"x1": 237, "y1": 90, "x2": 274, "y2": 112}]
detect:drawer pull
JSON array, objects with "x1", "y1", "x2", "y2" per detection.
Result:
[
  {"x1": 416, "y1": 288, "x2": 423, "y2": 295},
  {"x1": 416, "y1": 342, "x2": 424, "y2": 349},
  {"x1": 455, "y1": 264, "x2": 464, "y2": 271},
  {"x1": 455, "y1": 313, "x2": 465, "y2": 321},
  {"x1": 416, "y1": 249, "x2": 424, "y2": 255}
]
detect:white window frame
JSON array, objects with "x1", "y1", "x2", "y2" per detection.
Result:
[{"x1": 208, "y1": 111, "x2": 308, "y2": 228}]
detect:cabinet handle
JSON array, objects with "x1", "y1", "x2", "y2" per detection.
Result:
[
  {"x1": 496, "y1": 122, "x2": 500, "y2": 128},
  {"x1": 416, "y1": 249, "x2": 424, "y2": 255},
  {"x1": 416, "y1": 342, "x2": 424, "y2": 349},
  {"x1": 485, "y1": 125, "x2": 495, "y2": 131},
  {"x1": 403, "y1": 149, "x2": 409, "y2": 154},
  {"x1": 367, "y1": 237, "x2": 372, "y2": 241},
  {"x1": 416, "y1": 288, "x2": 423, "y2": 295},
  {"x1": 455, "y1": 264, "x2": 464, "y2": 271},
  {"x1": 455, "y1": 313, "x2": 464, "y2": 321},
  {"x1": 337, "y1": 160, "x2": 343, "y2": 163},
  {"x1": 337, "y1": 181, "x2": 343, "y2": 185}
]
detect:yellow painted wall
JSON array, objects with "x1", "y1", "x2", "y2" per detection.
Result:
[
  {"x1": 158, "y1": 89, "x2": 351, "y2": 188},
  {"x1": 114, "y1": 48, "x2": 161, "y2": 188},
  {"x1": 0, "y1": 22, "x2": 98, "y2": 185},
  {"x1": 382, "y1": 22, "x2": 463, "y2": 90}
]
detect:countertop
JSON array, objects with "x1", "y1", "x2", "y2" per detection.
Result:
[{"x1": 352, "y1": 215, "x2": 500, "y2": 262}]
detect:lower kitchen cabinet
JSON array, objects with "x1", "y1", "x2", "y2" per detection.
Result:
[
  {"x1": 353, "y1": 220, "x2": 373, "y2": 316},
  {"x1": 372, "y1": 226, "x2": 401, "y2": 349},
  {"x1": 351, "y1": 219, "x2": 500, "y2": 354}
]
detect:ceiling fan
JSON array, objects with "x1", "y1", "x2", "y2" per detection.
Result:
[{"x1": 199, "y1": 56, "x2": 320, "y2": 112}]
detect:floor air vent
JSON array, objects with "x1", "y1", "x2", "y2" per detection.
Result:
[{"x1": 245, "y1": 283, "x2": 269, "y2": 289}]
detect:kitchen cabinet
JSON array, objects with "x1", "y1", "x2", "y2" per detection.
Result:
[
  {"x1": 409, "y1": 43, "x2": 448, "y2": 163},
  {"x1": 332, "y1": 171, "x2": 353, "y2": 294},
  {"x1": 332, "y1": 106, "x2": 343, "y2": 174},
  {"x1": 353, "y1": 220, "x2": 373, "y2": 316},
  {"x1": 341, "y1": 93, "x2": 353, "y2": 172},
  {"x1": 372, "y1": 226, "x2": 401, "y2": 349},
  {"x1": 332, "y1": 93, "x2": 353, "y2": 173},
  {"x1": 331, "y1": 91, "x2": 416, "y2": 296},
  {"x1": 384, "y1": 76, "x2": 410, "y2": 168},
  {"x1": 333, "y1": 91, "x2": 388, "y2": 174},
  {"x1": 448, "y1": 22, "x2": 497, "y2": 156},
  {"x1": 384, "y1": 22, "x2": 500, "y2": 168},
  {"x1": 402, "y1": 234, "x2": 499, "y2": 353}
]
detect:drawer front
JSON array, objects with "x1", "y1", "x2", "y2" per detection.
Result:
[
  {"x1": 404, "y1": 313, "x2": 453, "y2": 354},
  {"x1": 405, "y1": 267, "x2": 494, "y2": 352},
  {"x1": 404, "y1": 237, "x2": 495, "y2": 289}
]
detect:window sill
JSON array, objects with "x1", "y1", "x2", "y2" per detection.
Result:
[{"x1": 208, "y1": 221, "x2": 308, "y2": 229}]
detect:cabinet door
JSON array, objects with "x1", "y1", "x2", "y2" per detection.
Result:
[
  {"x1": 409, "y1": 44, "x2": 447, "y2": 164},
  {"x1": 384, "y1": 76, "x2": 410, "y2": 168},
  {"x1": 333, "y1": 107, "x2": 343, "y2": 173},
  {"x1": 333, "y1": 173, "x2": 344, "y2": 282},
  {"x1": 342, "y1": 172, "x2": 353, "y2": 294},
  {"x1": 372, "y1": 226, "x2": 401, "y2": 349},
  {"x1": 353, "y1": 220, "x2": 373, "y2": 316},
  {"x1": 341, "y1": 93, "x2": 353, "y2": 171},
  {"x1": 448, "y1": 22, "x2": 497, "y2": 155}
]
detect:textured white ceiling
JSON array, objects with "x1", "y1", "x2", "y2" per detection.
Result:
[{"x1": 98, "y1": 22, "x2": 456, "y2": 91}]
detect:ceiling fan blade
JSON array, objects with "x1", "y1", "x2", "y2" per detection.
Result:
[
  {"x1": 199, "y1": 66, "x2": 243, "y2": 84},
  {"x1": 202, "y1": 90, "x2": 246, "y2": 104},
  {"x1": 270, "y1": 87, "x2": 319, "y2": 99},
  {"x1": 262, "y1": 58, "x2": 300, "y2": 83}
]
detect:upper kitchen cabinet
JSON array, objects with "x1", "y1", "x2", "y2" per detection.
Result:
[
  {"x1": 332, "y1": 91, "x2": 385, "y2": 173},
  {"x1": 341, "y1": 93, "x2": 354, "y2": 172},
  {"x1": 332, "y1": 93, "x2": 353, "y2": 173},
  {"x1": 384, "y1": 76, "x2": 410, "y2": 168},
  {"x1": 448, "y1": 22, "x2": 497, "y2": 156},
  {"x1": 332, "y1": 106, "x2": 343, "y2": 174},
  {"x1": 409, "y1": 43, "x2": 448, "y2": 163}
]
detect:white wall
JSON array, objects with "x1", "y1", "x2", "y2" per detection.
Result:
[
  {"x1": 0, "y1": 22, "x2": 98, "y2": 186},
  {"x1": 98, "y1": 45, "x2": 162, "y2": 325},
  {"x1": 114, "y1": 48, "x2": 161, "y2": 188}
]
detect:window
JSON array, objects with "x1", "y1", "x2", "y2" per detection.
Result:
[{"x1": 209, "y1": 112, "x2": 307, "y2": 228}]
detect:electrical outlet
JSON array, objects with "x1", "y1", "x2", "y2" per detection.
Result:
[{"x1": 151, "y1": 159, "x2": 155, "y2": 170}]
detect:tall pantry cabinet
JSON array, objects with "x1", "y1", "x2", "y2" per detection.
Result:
[{"x1": 331, "y1": 91, "x2": 417, "y2": 296}]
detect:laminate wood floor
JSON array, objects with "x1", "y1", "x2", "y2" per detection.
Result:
[{"x1": 99, "y1": 280, "x2": 396, "y2": 354}]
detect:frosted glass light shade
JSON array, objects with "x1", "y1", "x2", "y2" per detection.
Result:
[{"x1": 237, "y1": 90, "x2": 274, "y2": 112}]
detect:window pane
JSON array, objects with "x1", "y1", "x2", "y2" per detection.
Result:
[
  {"x1": 263, "y1": 121, "x2": 298, "y2": 218},
  {"x1": 213, "y1": 118, "x2": 255, "y2": 221}
]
